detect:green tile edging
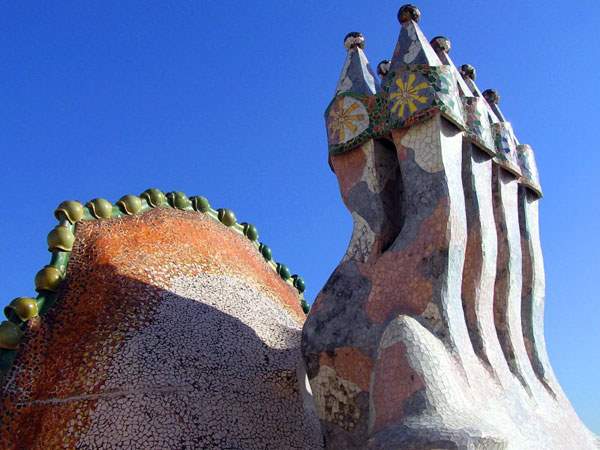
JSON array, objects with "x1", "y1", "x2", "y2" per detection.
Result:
[{"x1": 0, "y1": 188, "x2": 309, "y2": 382}]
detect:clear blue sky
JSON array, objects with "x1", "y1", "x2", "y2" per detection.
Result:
[{"x1": 1, "y1": 0, "x2": 598, "y2": 433}]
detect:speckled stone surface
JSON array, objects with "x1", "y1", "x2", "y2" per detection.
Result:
[
  {"x1": 303, "y1": 112, "x2": 599, "y2": 448},
  {"x1": 302, "y1": 5, "x2": 599, "y2": 449},
  {"x1": 0, "y1": 207, "x2": 323, "y2": 449}
]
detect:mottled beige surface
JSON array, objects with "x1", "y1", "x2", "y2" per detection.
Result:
[{"x1": 76, "y1": 273, "x2": 322, "y2": 449}]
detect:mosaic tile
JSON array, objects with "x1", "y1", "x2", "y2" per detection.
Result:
[{"x1": 517, "y1": 144, "x2": 543, "y2": 197}]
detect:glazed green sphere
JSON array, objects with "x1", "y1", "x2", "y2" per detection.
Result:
[
  {"x1": 9, "y1": 297, "x2": 39, "y2": 321},
  {"x1": 242, "y1": 223, "x2": 259, "y2": 241},
  {"x1": 35, "y1": 266, "x2": 63, "y2": 292},
  {"x1": 0, "y1": 321, "x2": 23, "y2": 350},
  {"x1": 190, "y1": 196, "x2": 210, "y2": 213},
  {"x1": 86, "y1": 198, "x2": 113, "y2": 219},
  {"x1": 140, "y1": 188, "x2": 167, "y2": 208},
  {"x1": 167, "y1": 192, "x2": 191, "y2": 210},
  {"x1": 292, "y1": 275, "x2": 306, "y2": 293},
  {"x1": 259, "y1": 243, "x2": 272, "y2": 261},
  {"x1": 217, "y1": 208, "x2": 237, "y2": 227},
  {"x1": 47, "y1": 225, "x2": 75, "y2": 252},
  {"x1": 117, "y1": 195, "x2": 143, "y2": 215},
  {"x1": 276, "y1": 263, "x2": 291, "y2": 280},
  {"x1": 54, "y1": 200, "x2": 84, "y2": 224},
  {"x1": 300, "y1": 299, "x2": 310, "y2": 314}
]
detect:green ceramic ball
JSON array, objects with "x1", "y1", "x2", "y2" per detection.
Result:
[
  {"x1": 86, "y1": 198, "x2": 113, "y2": 219},
  {"x1": 242, "y1": 223, "x2": 259, "y2": 241},
  {"x1": 141, "y1": 188, "x2": 167, "y2": 208},
  {"x1": 259, "y1": 244, "x2": 272, "y2": 261},
  {"x1": 292, "y1": 275, "x2": 306, "y2": 293},
  {"x1": 47, "y1": 225, "x2": 75, "y2": 252},
  {"x1": 9, "y1": 297, "x2": 39, "y2": 321},
  {"x1": 0, "y1": 321, "x2": 23, "y2": 350},
  {"x1": 217, "y1": 208, "x2": 237, "y2": 227},
  {"x1": 191, "y1": 196, "x2": 210, "y2": 213},
  {"x1": 54, "y1": 200, "x2": 84, "y2": 223},
  {"x1": 117, "y1": 195, "x2": 143, "y2": 215},
  {"x1": 277, "y1": 263, "x2": 291, "y2": 280}
]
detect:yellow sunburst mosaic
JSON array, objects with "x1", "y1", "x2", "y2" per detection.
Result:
[
  {"x1": 327, "y1": 97, "x2": 369, "y2": 145},
  {"x1": 389, "y1": 73, "x2": 430, "y2": 119}
]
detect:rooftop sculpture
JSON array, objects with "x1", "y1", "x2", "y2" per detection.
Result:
[
  {"x1": 303, "y1": 4, "x2": 597, "y2": 449},
  {"x1": 0, "y1": 193, "x2": 320, "y2": 449},
  {"x1": 0, "y1": 4, "x2": 597, "y2": 449}
]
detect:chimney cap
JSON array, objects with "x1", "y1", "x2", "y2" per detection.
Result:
[
  {"x1": 460, "y1": 64, "x2": 476, "y2": 81},
  {"x1": 430, "y1": 36, "x2": 451, "y2": 53},
  {"x1": 344, "y1": 32, "x2": 365, "y2": 50},
  {"x1": 482, "y1": 89, "x2": 500, "y2": 105},
  {"x1": 398, "y1": 4, "x2": 421, "y2": 23}
]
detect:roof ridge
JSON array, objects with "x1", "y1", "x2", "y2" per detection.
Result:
[{"x1": 0, "y1": 188, "x2": 308, "y2": 380}]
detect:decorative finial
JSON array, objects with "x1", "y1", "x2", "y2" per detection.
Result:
[
  {"x1": 483, "y1": 89, "x2": 500, "y2": 105},
  {"x1": 334, "y1": 32, "x2": 379, "y2": 96},
  {"x1": 344, "y1": 32, "x2": 365, "y2": 50},
  {"x1": 429, "y1": 36, "x2": 472, "y2": 98},
  {"x1": 483, "y1": 88, "x2": 506, "y2": 122},
  {"x1": 430, "y1": 36, "x2": 451, "y2": 53},
  {"x1": 460, "y1": 64, "x2": 476, "y2": 81},
  {"x1": 377, "y1": 60, "x2": 391, "y2": 77},
  {"x1": 398, "y1": 4, "x2": 421, "y2": 23}
]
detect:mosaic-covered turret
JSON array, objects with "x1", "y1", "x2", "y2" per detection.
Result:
[
  {"x1": 482, "y1": 88, "x2": 522, "y2": 176},
  {"x1": 325, "y1": 4, "x2": 465, "y2": 156},
  {"x1": 326, "y1": 33, "x2": 385, "y2": 155},
  {"x1": 303, "y1": 4, "x2": 599, "y2": 449},
  {"x1": 384, "y1": 5, "x2": 464, "y2": 129},
  {"x1": 431, "y1": 36, "x2": 495, "y2": 156}
]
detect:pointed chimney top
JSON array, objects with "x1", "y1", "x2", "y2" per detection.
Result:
[
  {"x1": 344, "y1": 32, "x2": 365, "y2": 50},
  {"x1": 389, "y1": 4, "x2": 441, "y2": 67},
  {"x1": 335, "y1": 32, "x2": 379, "y2": 96},
  {"x1": 459, "y1": 63, "x2": 488, "y2": 102},
  {"x1": 398, "y1": 4, "x2": 421, "y2": 23},
  {"x1": 377, "y1": 60, "x2": 391, "y2": 77},
  {"x1": 483, "y1": 89, "x2": 506, "y2": 123},
  {"x1": 430, "y1": 36, "x2": 473, "y2": 97},
  {"x1": 430, "y1": 36, "x2": 451, "y2": 53}
]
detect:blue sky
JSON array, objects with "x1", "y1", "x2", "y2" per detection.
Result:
[{"x1": 1, "y1": 0, "x2": 598, "y2": 433}]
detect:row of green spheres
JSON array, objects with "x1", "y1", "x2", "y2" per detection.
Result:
[
  {"x1": 0, "y1": 189, "x2": 309, "y2": 349},
  {"x1": 141, "y1": 190, "x2": 306, "y2": 295},
  {"x1": 55, "y1": 189, "x2": 307, "y2": 295}
]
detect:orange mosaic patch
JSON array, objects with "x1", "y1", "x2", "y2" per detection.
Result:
[
  {"x1": 371, "y1": 341, "x2": 424, "y2": 434},
  {"x1": 331, "y1": 142, "x2": 367, "y2": 199},
  {"x1": 84, "y1": 209, "x2": 304, "y2": 318},
  {"x1": 318, "y1": 347, "x2": 373, "y2": 392},
  {"x1": 363, "y1": 200, "x2": 449, "y2": 323}
]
